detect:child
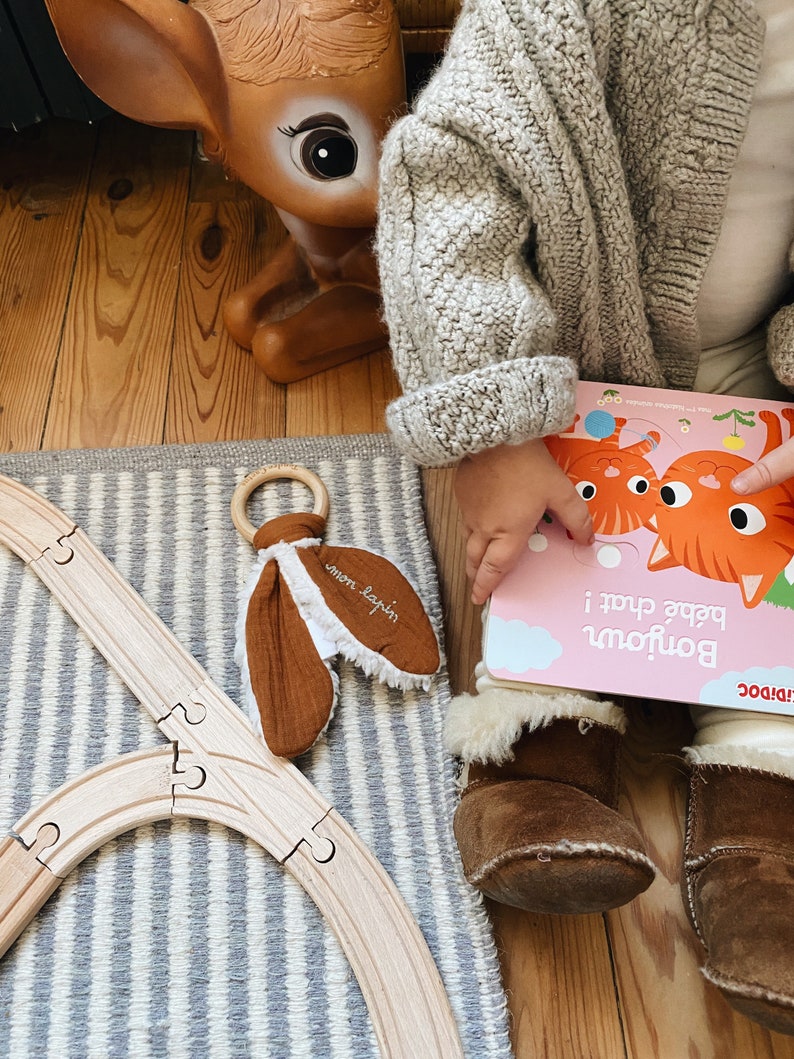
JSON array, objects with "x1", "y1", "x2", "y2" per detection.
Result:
[{"x1": 376, "y1": 0, "x2": 794, "y2": 1036}]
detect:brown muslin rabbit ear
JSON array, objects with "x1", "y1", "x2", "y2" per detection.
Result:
[
  {"x1": 234, "y1": 467, "x2": 337, "y2": 758},
  {"x1": 297, "y1": 544, "x2": 440, "y2": 681},
  {"x1": 241, "y1": 529, "x2": 336, "y2": 758}
]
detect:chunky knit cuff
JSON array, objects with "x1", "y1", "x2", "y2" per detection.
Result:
[
  {"x1": 767, "y1": 303, "x2": 794, "y2": 390},
  {"x1": 385, "y1": 356, "x2": 579, "y2": 467}
]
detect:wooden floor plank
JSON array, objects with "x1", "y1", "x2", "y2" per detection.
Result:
[
  {"x1": 422, "y1": 466, "x2": 627, "y2": 1057},
  {"x1": 165, "y1": 155, "x2": 287, "y2": 444},
  {"x1": 0, "y1": 120, "x2": 94, "y2": 452},
  {"x1": 42, "y1": 116, "x2": 192, "y2": 450},
  {"x1": 285, "y1": 349, "x2": 400, "y2": 437},
  {"x1": 421, "y1": 465, "x2": 481, "y2": 693},
  {"x1": 491, "y1": 906, "x2": 627, "y2": 1059}
]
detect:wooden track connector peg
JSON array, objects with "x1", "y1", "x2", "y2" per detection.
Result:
[{"x1": 0, "y1": 825, "x2": 63, "y2": 958}]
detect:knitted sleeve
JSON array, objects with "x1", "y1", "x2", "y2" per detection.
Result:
[
  {"x1": 376, "y1": 113, "x2": 578, "y2": 467},
  {"x1": 767, "y1": 238, "x2": 794, "y2": 389}
]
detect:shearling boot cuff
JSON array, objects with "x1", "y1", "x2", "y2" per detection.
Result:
[
  {"x1": 684, "y1": 744, "x2": 794, "y2": 782},
  {"x1": 445, "y1": 684, "x2": 627, "y2": 766}
]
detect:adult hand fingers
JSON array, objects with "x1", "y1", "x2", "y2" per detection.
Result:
[{"x1": 732, "y1": 438, "x2": 794, "y2": 494}]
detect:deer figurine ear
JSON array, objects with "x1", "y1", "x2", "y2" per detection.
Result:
[{"x1": 44, "y1": 0, "x2": 227, "y2": 137}]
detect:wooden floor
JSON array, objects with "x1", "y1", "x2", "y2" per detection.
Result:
[{"x1": 1, "y1": 114, "x2": 793, "y2": 1059}]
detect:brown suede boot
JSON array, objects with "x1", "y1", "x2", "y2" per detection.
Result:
[
  {"x1": 683, "y1": 763, "x2": 794, "y2": 1036},
  {"x1": 453, "y1": 718, "x2": 656, "y2": 914}
]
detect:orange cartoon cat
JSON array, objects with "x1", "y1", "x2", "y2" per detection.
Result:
[
  {"x1": 648, "y1": 409, "x2": 794, "y2": 607},
  {"x1": 545, "y1": 414, "x2": 661, "y2": 535}
]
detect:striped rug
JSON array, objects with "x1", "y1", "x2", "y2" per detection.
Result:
[{"x1": 0, "y1": 436, "x2": 511, "y2": 1059}]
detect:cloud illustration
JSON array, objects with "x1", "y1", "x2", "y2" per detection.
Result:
[
  {"x1": 699, "y1": 665, "x2": 794, "y2": 710},
  {"x1": 487, "y1": 617, "x2": 563, "y2": 673}
]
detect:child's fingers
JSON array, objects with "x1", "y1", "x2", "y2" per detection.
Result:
[
  {"x1": 548, "y1": 483, "x2": 594, "y2": 545},
  {"x1": 469, "y1": 534, "x2": 526, "y2": 606},
  {"x1": 464, "y1": 530, "x2": 487, "y2": 587}
]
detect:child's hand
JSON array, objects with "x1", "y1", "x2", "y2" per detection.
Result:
[
  {"x1": 732, "y1": 436, "x2": 794, "y2": 495},
  {"x1": 454, "y1": 438, "x2": 594, "y2": 606}
]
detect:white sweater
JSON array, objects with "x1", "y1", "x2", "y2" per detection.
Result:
[{"x1": 376, "y1": 0, "x2": 794, "y2": 466}]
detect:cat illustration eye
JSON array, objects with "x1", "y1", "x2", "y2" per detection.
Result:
[
  {"x1": 627, "y1": 475, "x2": 651, "y2": 495},
  {"x1": 728, "y1": 503, "x2": 767, "y2": 535},
  {"x1": 660, "y1": 482, "x2": 692, "y2": 508},
  {"x1": 576, "y1": 481, "x2": 597, "y2": 501}
]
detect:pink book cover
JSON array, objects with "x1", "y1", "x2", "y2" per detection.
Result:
[{"x1": 483, "y1": 381, "x2": 794, "y2": 715}]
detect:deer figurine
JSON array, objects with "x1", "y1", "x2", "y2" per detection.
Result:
[{"x1": 43, "y1": 0, "x2": 407, "y2": 382}]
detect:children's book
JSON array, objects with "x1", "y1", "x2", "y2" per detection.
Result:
[{"x1": 483, "y1": 381, "x2": 794, "y2": 715}]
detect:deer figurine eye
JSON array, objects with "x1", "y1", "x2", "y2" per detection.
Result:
[
  {"x1": 299, "y1": 127, "x2": 358, "y2": 179},
  {"x1": 281, "y1": 114, "x2": 358, "y2": 180},
  {"x1": 728, "y1": 503, "x2": 767, "y2": 536},
  {"x1": 660, "y1": 481, "x2": 693, "y2": 508}
]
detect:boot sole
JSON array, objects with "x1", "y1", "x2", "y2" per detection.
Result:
[{"x1": 467, "y1": 838, "x2": 656, "y2": 914}]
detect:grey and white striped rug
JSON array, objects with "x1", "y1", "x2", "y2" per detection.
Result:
[{"x1": 0, "y1": 435, "x2": 512, "y2": 1059}]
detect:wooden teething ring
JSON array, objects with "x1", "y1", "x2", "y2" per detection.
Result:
[{"x1": 231, "y1": 464, "x2": 330, "y2": 544}]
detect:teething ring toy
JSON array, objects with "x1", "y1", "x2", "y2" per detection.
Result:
[
  {"x1": 230, "y1": 461, "x2": 440, "y2": 760},
  {"x1": 231, "y1": 464, "x2": 330, "y2": 543}
]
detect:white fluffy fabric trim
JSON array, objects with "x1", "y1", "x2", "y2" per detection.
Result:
[
  {"x1": 701, "y1": 966, "x2": 794, "y2": 1010},
  {"x1": 684, "y1": 744, "x2": 794, "y2": 781},
  {"x1": 467, "y1": 840, "x2": 656, "y2": 887},
  {"x1": 445, "y1": 685, "x2": 627, "y2": 765}
]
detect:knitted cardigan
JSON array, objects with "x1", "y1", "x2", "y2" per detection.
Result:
[{"x1": 376, "y1": 0, "x2": 794, "y2": 467}]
